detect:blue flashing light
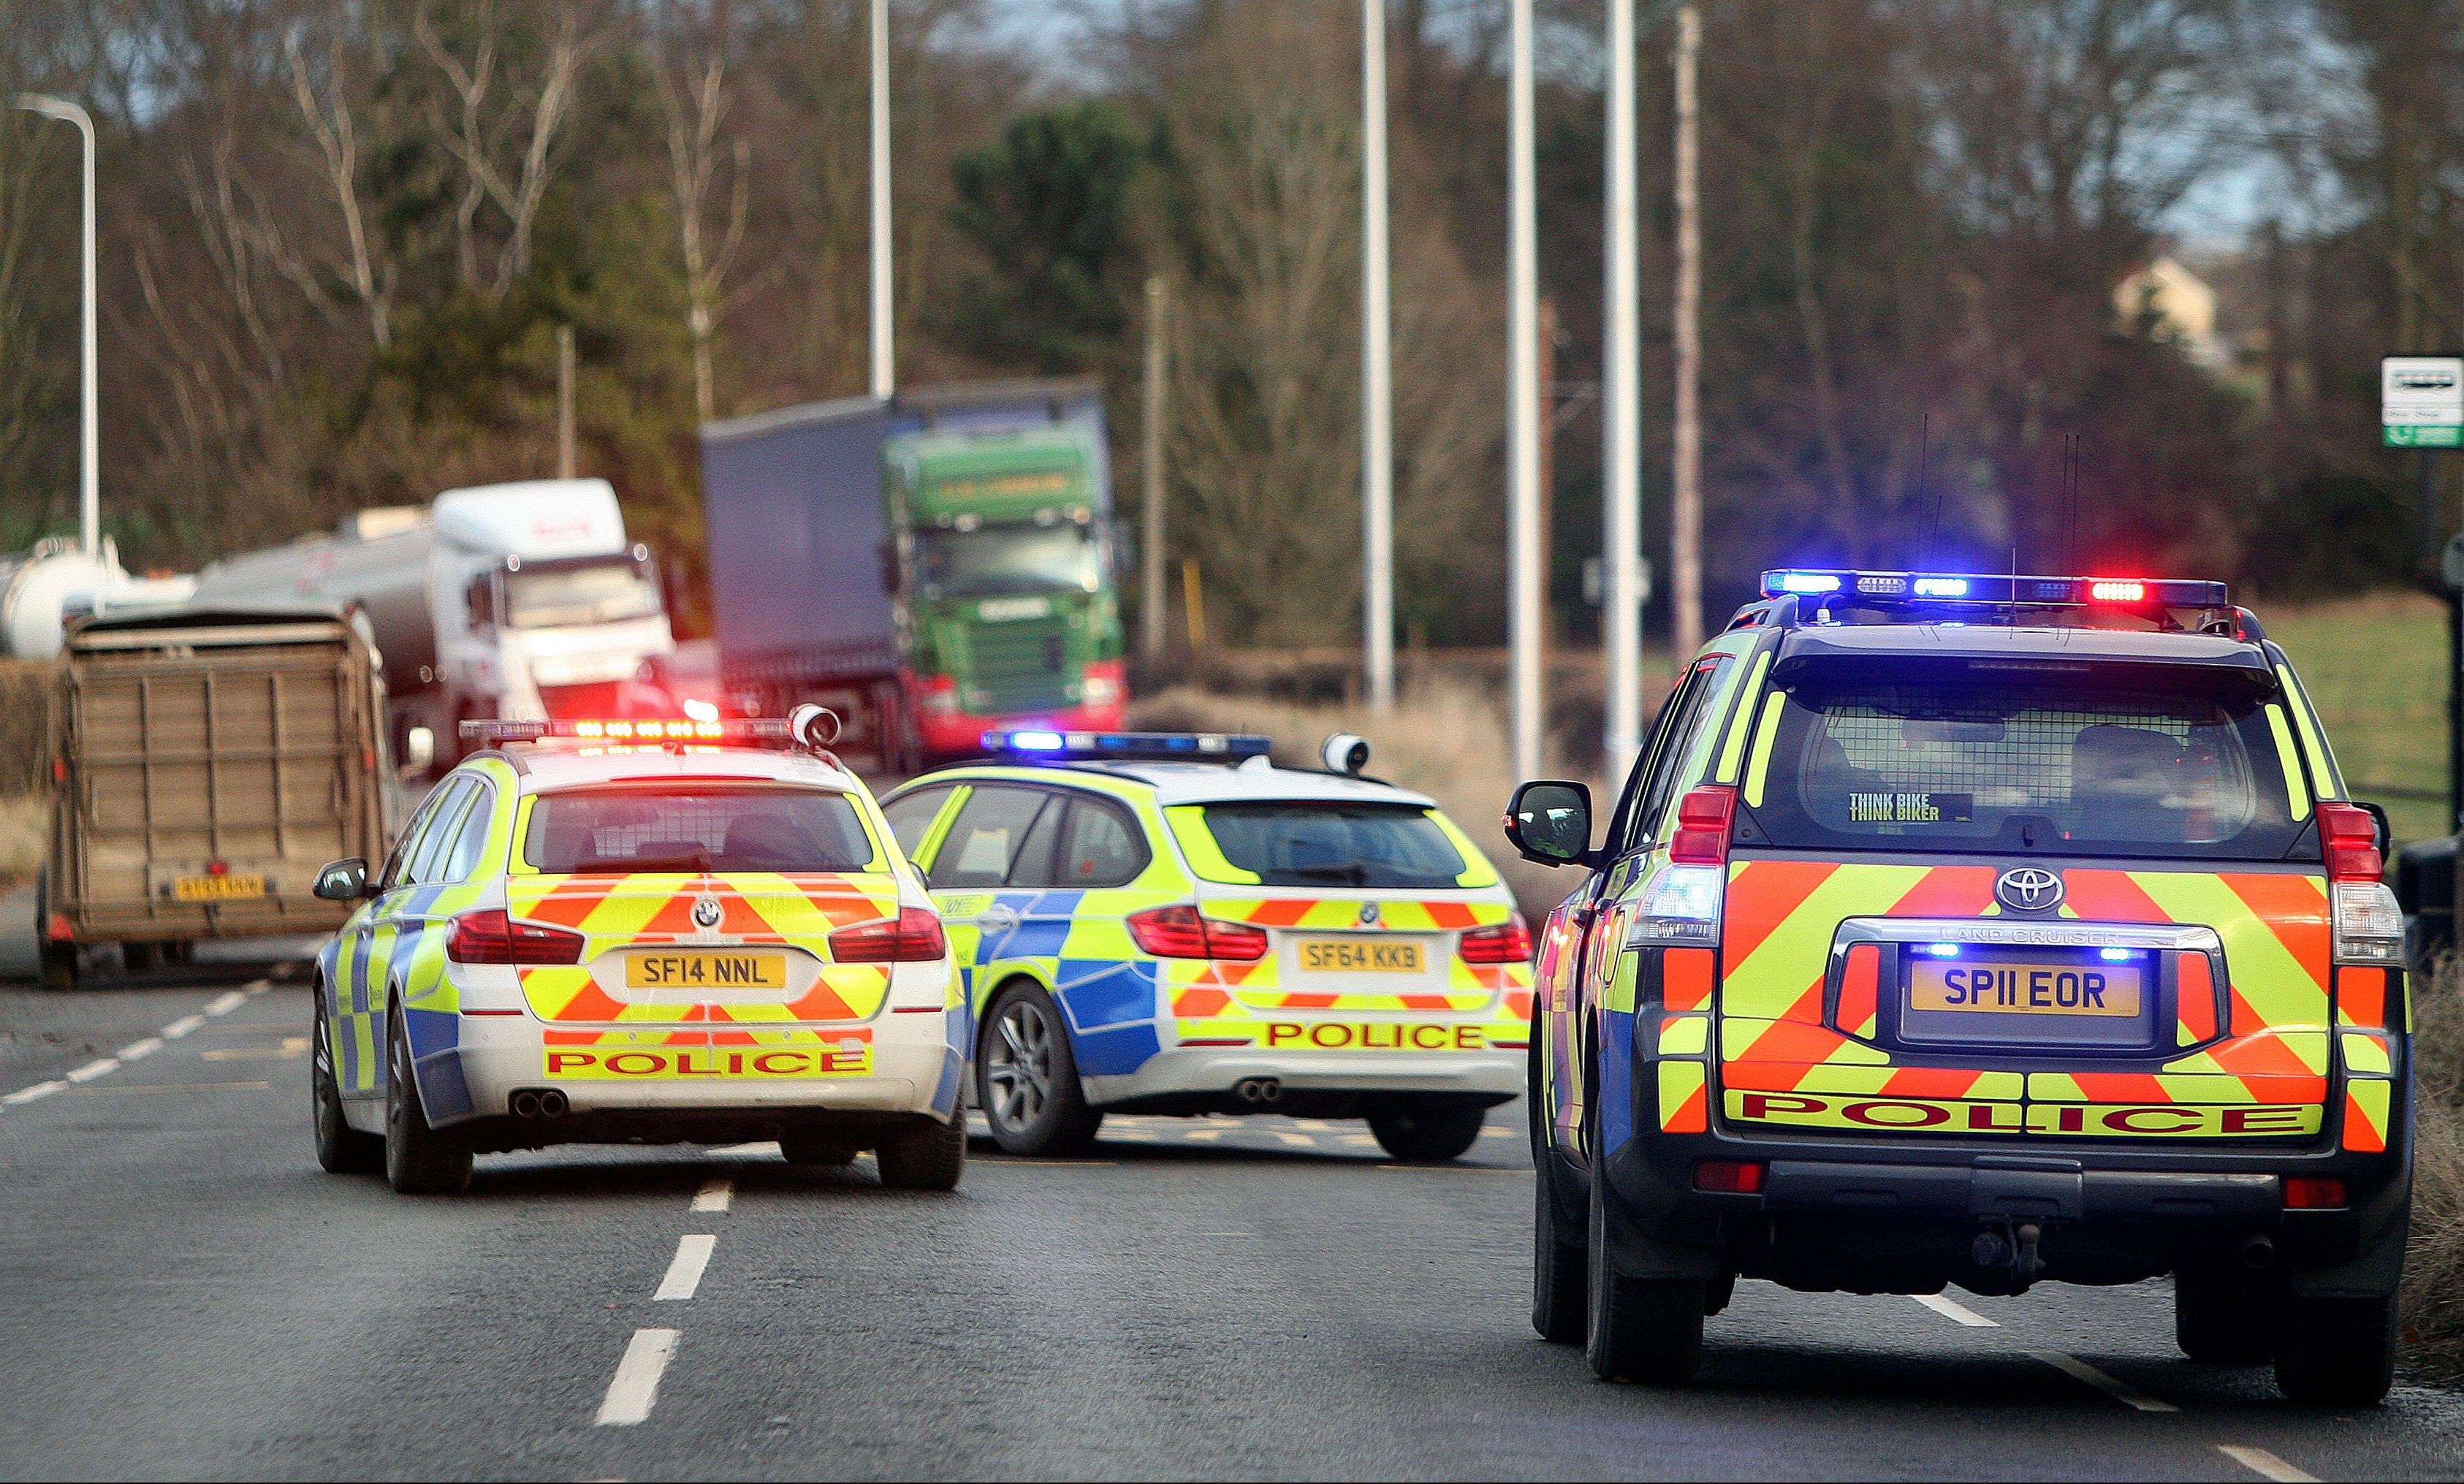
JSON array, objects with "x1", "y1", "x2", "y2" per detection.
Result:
[
  {"x1": 981, "y1": 729, "x2": 1275, "y2": 764},
  {"x1": 1923, "y1": 943, "x2": 1961, "y2": 958},
  {"x1": 2099, "y1": 947, "x2": 2134, "y2": 962},
  {"x1": 1010, "y1": 730, "x2": 1066, "y2": 752},
  {"x1": 1912, "y1": 577, "x2": 1971, "y2": 598},
  {"x1": 1776, "y1": 571, "x2": 1841, "y2": 595}
]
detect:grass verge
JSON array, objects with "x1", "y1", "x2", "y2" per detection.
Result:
[{"x1": 2406, "y1": 956, "x2": 2464, "y2": 1380}]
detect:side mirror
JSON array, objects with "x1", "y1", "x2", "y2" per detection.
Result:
[
  {"x1": 313, "y1": 857, "x2": 371, "y2": 902},
  {"x1": 403, "y1": 726, "x2": 436, "y2": 774},
  {"x1": 1504, "y1": 780, "x2": 1595, "y2": 868}
]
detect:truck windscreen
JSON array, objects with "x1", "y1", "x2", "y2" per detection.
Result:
[
  {"x1": 505, "y1": 560, "x2": 663, "y2": 629},
  {"x1": 1738, "y1": 664, "x2": 2314, "y2": 860},
  {"x1": 916, "y1": 525, "x2": 1098, "y2": 600}
]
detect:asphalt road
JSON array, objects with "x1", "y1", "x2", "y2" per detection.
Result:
[{"x1": 7, "y1": 954, "x2": 2464, "y2": 1481}]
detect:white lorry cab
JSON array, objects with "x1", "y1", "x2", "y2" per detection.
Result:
[{"x1": 194, "y1": 479, "x2": 677, "y2": 770}]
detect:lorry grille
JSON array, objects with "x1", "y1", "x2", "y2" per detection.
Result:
[{"x1": 965, "y1": 619, "x2": 1071, "y2": 712}]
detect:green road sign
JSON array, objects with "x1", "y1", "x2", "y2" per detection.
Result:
[{"x1": 2387, "y1": 425, "x2": 2463, "y2": 447}]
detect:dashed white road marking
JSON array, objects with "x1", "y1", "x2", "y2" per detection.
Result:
[
  {"x1": 653, "y1": 1234, "x2": 717, "y2": 1301},
  {"x1": 594, "y1": 1328, "x2": 678, "y2": 1426},
  {"x1": 2027, "y1": 1350, "x2": 2178, "y2": 1412},
  {"x1": 64, "y1": 1058, "x2": 119, "y2": 1084},
  {"x1": 2, "y1": 1081, "x2": 65, "y2": 1106},
  {"x1": 161, "y1": 1015, "x2": 205, "y2": 1040},
  {"x1": 202, "y1": 990, "x2": 248, "y2": 1016},
  {"x1": 691, "y1": 1177, "x2": 733, "y2": 1214},
  {"x1": 118, "y1": 1037, "x2": 161, "y2": 1062},
  {"x1": 1912, "y1": 1293, "x2": 1999, "y2": 1328},
  {"x1": 4, "y1": 983, "x2": 277, "y2": 1111},
  {"x1": 2217, "y1": 1445, "x2": 2319, "y2": 1483}
]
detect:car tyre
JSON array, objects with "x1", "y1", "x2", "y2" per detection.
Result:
[
  {"x1": 779, "y1": 1136, "x2": 857, "y2": 1168},
  {"x1": 2274, "y1": 1295, "x2": 2396, "y2": 1406},
  {"x1": 1586, "y1": 1148, "x2": 1704, "y2": 1383},
  {"x1": 2175, "y1": 1268, "x2": 2274, "y2": 1364},
  {"x1": 977, "y1": 985, "x2": 1103, "y2": 1156},
  {"x1": 384, "y1": 1008, "x2": 471, "y2": 1195},
  {"x1": 875, "y1": 1116, "x2": 966, "y2": 1192},
  {"x1": 312, "y1": 994, "x2": 382, "y2": 1175},
  {"x1": 1367, "y1": 1099, "x2": 1486, "y2": 1162},
  {"x1": 1530, "y1": 1052, "x2": 1587, "y2": 1344}
]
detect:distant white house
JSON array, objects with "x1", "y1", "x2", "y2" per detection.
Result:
[{"x1": 2113, "y1": 256, "x2": 2230, "y2": 373}]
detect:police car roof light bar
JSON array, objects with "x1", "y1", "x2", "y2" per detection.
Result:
[
  {"x1": 459, "y1": 717, "x2": 790, "y2": 745},
  {"x1": 1757, "y1": 569, "x2": 2228, "y2": 611},
  {"x1": 980, "y1": 729, "x2": 1274, "y2": 763}
]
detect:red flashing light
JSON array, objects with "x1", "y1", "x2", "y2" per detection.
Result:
[
  {"x1": 828, "y1": 906, "x2": 948, "y2": 963},
  {"x1": 446, "y1": 909, "x2": 585, "y2": 966},
  {"x1": 1695, "y1": 1160, "x2": 1768, "y2": 1194},
  {"x1": 1670, "y1": 785, "x2": 1739, "y2": 867},
  {"x1": 2284, "y1": 1176, "x2": 2346, "y2": 1210},
  {"x1": 1458, "y1": 913, "x2": 1534, "y2": 964},
  {"x1": 2088, "y1": 579, "x2": 2147, "y2": 603},
  {"x1": 1126, "y1": 905, "x2": 1270, "y2": 962},
  {"x1": 2318, "y1": 802, "x2": 2382, "y2": 883}
]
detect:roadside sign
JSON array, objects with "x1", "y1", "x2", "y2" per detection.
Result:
[{"x1": 2384, "y1": 356, "x2": 2464, "y2": 446}]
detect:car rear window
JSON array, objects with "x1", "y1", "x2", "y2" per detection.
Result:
[
  {"x1": 1739, "y1": 664, "x2": 2314, "y2": 860},
  {"x1": 522, "y1": 785, "x2": 875, "y2": 874},
  {"x1": 1177, "y1": 802, "x2": 1472, "y2": 888}
]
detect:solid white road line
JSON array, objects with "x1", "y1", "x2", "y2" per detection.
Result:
[
  {"x1": 2, "y1": 1081, "x2": 66, "y2": 1106},
  {"x1": 161, "y1": 1014, "x2": 205, "y2": 1040},
  {"x1": 691, "y1": 1177, "x2": 733, "y2": 1214},
  {"x1": 1912, "y1": 1293, "x2": 1999, "y2": 1328},
  {"x1": 118, "y1": 1038, "x2": 162, "y2": 1062},
  {"x1": 203, "y1": 991, "x2": 248, "y2": 1016},
  {"x1": 594, "y1": 1328, "x2": 679, "y2": 1426},
  {"x1": 64, "y1": 1058, "x2": 119, "y2": 1084},
  {"x1": 2026, "y1": 1350, "x2": 2178, "y2": 1412},
  {"x1": 2217, "y1": 1445, "x2": 2319, "y2": 1483},
  {"x1": 653, "y1": 1235, "x2": 717, "y2": 1301}
]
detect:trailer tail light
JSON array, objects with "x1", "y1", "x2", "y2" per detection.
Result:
[
  {"x1": 1458, "y1": 913, "x2": 1534, "y2": 964},
  {"x1": 45, "y1": 913, "x2": 72, "y2": 943},
  {"x1": 446, "y1": 910, "x2": 585, "y2": 966},
  {"x1": 828, "y1": 907, "x2": 948, "y2": 963},
  {"x1": 1127, "y1": 905, "x2": 1269, "y2": 962},
  {"x1": 1670, "y1": 785, "x2": 1738, "y2": 867}
]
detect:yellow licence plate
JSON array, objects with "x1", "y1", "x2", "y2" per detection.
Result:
[
  {"x1": 1908, "y1": 959, "x2": 2142, "y2": 1018},
  {"x1": 1296, "y1": 937, "x2": 1425, "y2": 973},
  {"x1": 174, "y1": 873, "x2": 265, "y2": 902},
  {"x1": 625, "y1": 951, "x2": 789, "y2": 991}
]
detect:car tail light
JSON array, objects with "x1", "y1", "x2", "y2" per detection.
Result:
[
  {"x1": 1458, "y1": 913, "x2": 1533, "y2": 964},
  {"x1": 446, "y1": 909, "x2": 585, "y2": 965},
  {"x1": 1670, "y1": 785, "x2": 1738, "y2": 866},
  {"x1": 1695, "y1": 1160, "x2": 1767, "y2": 1194},
  {"x1": 2284, "y1": 1176, "x2": 2346, "y2": 1210},
  {"x1": 1126, "y1": 904, "x2": 1269, "y2": 962},
  {"x1": 2318, "y1": 802, "x2": 2381, "y2": 883},
  {"x1": 829, "y1": 906, "x2": 947, "y2": 963}
]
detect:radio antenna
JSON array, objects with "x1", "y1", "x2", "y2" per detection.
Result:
[
  {"x1": 2062, "y1": 433, "x2": 2080, "y2": 572},
  {"x1": 1916, "y1": 412, "x2": 1936, "y2": 565}
]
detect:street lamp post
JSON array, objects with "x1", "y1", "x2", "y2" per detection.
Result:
[
  {"x1": 1362, "y1": 0, "x2": 1395, "y2": 715},
  {"x1": 1505, "y1": 0, "x2": 1542, "y2": 783},
  {"x1": 15, "y1": 94, "x2": 98, "y2": 558},
  {"x1": 869, "y1": 0, "x2": 893, "y2": 400}
]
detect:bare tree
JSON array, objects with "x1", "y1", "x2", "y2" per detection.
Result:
[
  {"x1": 286, "y1": 30, "x2": 392, "y2": 349},
  {"x1": 651, "y1": 8, "x2": 752, "y2": 422},
  {"x1": 414, "y1": 0, "x2": 593, "y2": 300}
]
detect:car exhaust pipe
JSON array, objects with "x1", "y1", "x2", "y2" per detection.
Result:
[
  {"x1": 2240, "y1": 1235, "x2": 2276, "y2": 1270},
  {"x1": 1233, "y1": 1076, "x2": 1282, "y2": 1106},
  {"x1": 510, "y1": 1089, "x2": 543, "y2": 1118},
  {"x1": 539, "y1": 1089, "x2": 569, "y2": 1118}
]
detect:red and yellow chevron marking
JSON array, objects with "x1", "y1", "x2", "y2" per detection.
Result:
[
  {"x1": 506, "y1": 871, "x2": 901, "y2": 1028},
  {"x1": 2338, "y1": 967, "x2": 2389, "y2": 1031},
  {"x1": 1659, "y1": 1060, "x2": 1708, "y2": 1132},
  {"x1": 1202, "y1": 897, "x2": 1509, "y2": 931},
  {"x1": 2343, "y1": 1078, "x2": 2392, "y2": 1152},
  {"x1": 2176, "y1": 951, "x2": 2219, "y2": 1046},
  {"x1": 1665, "y1": 948, "x2": 1714, "y2": 1011}
]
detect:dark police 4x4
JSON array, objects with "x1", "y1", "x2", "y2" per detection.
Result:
[{"x1": 1506, "y1": 571, "x2": 2409, "y2": 1404}]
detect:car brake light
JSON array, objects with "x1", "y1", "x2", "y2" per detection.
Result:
[
  {"x1": 1695, "y1": 1160, "x2": 1767, "y2": 1194},
  {"x1": 2284, "y1": 1176, "x2": 2346, "y2": 1210},
  {"x1": 2088, "y1": 579, "x2": 2146, "y2": 602},
  {"x1": 1670, "y1": 785, "x2": 1738, "y2": 866},
  {"x1": 1126, "y1": 904, "x2": 1269, "y2": 962},
  {"x1": 1458, "y1": 913, "x2": 1533, "y2": 964},
  {"x1": 2318, "y1": 801, "x2": 2381, "y2": 883},
  {"x1": 829, "y1": 906, "x2": 948, "y2": 963},
  {"x1": 446, "y1": 909, "x2": 585, "y2": 965}
]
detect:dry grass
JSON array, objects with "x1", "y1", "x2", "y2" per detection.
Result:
[
  {"x1": 0, "y1": 793, "x2": 49, "y2": 892},
  {"x1": 1130, "y1": 676, "x2": 1582, "y2": 921},
  {"x1": 2406, "y1": 959, "x2": 2464, "y2": 1379}
]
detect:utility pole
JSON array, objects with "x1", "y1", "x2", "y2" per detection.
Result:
[
  {"x1": 1141, "y1": 276, "x2": 1169, "y2": 663},
  {"x1": 1506, "y1": 0, "x2": 1543, "y2": 781},
  {"x1": 15, "y1": 94, "x2": 98, "y2": 557},
  {"x1": 1602, "y1": 0, "x2": 1644, "y2": 784},
  {"x1": 868, "y1": 0, "x2": 893, "y2": 400},
  {"x1": 556, "y1": 324, "x2": 577, "y2": 479},
  {"x1": 1361, "y1": 0, "x2": 1396, "y2": 714},
  {"x1": 1670, "y1": 2, "x2": 1704, "y2": 659}
]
